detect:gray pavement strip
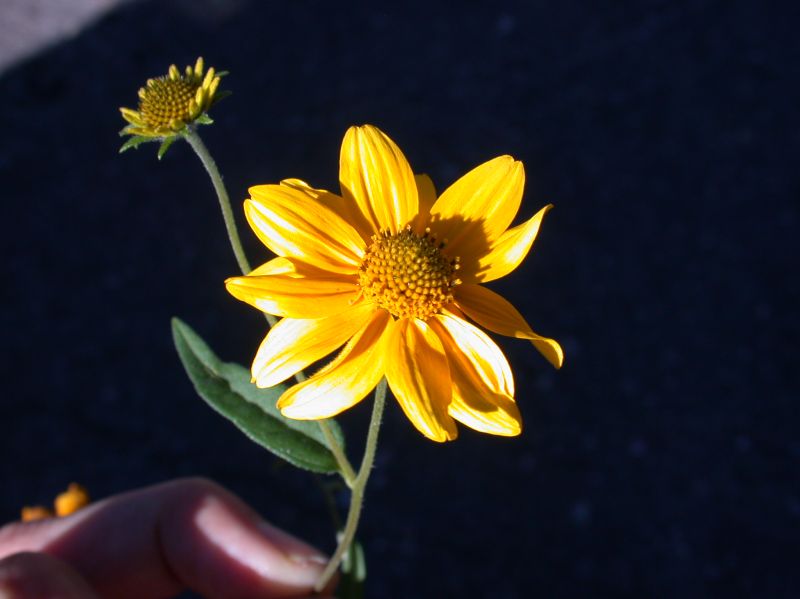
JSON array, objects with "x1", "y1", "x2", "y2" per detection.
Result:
[{"x1": 0, "y1": 0, "x2": 134, "y2": 74}]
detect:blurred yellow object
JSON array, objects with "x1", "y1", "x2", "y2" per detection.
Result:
[
  {"x1": 54, "y1": 483, "x2": 90, "y2": 517},
  {"x1": 21, "y1": 505, "x2": 53, "y2": 522}
]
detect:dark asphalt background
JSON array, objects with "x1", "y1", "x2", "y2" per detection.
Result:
[{"x1": 1, "y1": 1, "x2": 797, "y2": 597}]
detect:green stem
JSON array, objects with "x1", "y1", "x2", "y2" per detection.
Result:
[
  {"x1": 315, "y1": 378, "x2": 387, "y2": 592},
  {"x1": 320, "y1": 420, "x2": 357, "y2": 488},
  {"x1": 183, "y1": 129, "x2": 253, "y2": 277},
  {"x1": 292, "y1": 360, "x2": 357, "y2": 486},
  {"x1": 183, "y1": 128, "x2": 357, "y2": 482}
]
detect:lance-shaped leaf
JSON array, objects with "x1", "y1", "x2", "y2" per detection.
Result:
[{"x1": 172, "y1": 317, "x2": 346, "y2": 474}]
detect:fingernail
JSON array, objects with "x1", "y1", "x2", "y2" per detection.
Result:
[{"x1": 196, "y1": 497, "x2": 328, "y2": 587}]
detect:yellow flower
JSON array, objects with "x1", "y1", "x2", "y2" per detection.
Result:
[
  {"x1": 54, "y1": 483, "x2": 90, "y2": 516},
  {"x1": 119, "y1": 57, "x2": 225, "y2": 140},
  {"x1": 226, "y1": 125, "x2": 563, "y2": 442},
  {"x1": 20, "y1": 483, "x2": 90, "y2": 522},
  {"x1": 21, "y1": 505, "x2": 53, "y2": 522}
]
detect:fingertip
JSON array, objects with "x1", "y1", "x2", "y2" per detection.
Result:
[{"x1": 160, "y1": 478, "x2": 330, "y2": 597}]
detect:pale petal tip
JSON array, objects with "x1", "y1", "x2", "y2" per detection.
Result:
[
  {"x1": 488, "y1": 423, "x2": 522, "y2": 437},
  {"x1": 280, "y1": 402, "x2": 334, "y2": 421},
  {"x1": 423, "y1": 427, "x2": 458, "y2": 443},
  {"x1": 251, "y1": 369, "x2": 276, "y2": 388},
  {"x1": 276, "y1": 394, "x2": 294, "y2": 412}
]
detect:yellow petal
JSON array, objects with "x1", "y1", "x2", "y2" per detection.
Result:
[
  {"x1": 119, "y1": 107, "x2": 142, "y2": 124},
  {"x1": 279, "y1": 178, "x2": 373, "y2": 242},
  {"x1": 429, "y1": 314, "x2": 520, "y2": 436},
  {"x1": 225, "y1": 272, "x2": 359, "y2": 318},
  {"x1": 248, "y1": 256, "x2": 355, "y2": 281},
  {"x1": 385, "y1": 319, "x2": 457, "y2": 442},
  {"x1": 277, "y1": 310, "x2": 392, "y2": 418},
  {"x1": 469, "y1": 204, "x2": 553, "y2": 283},
  {"x1": 410, "y1": 173, "x2": 437, "y2": 234},
  {"x1": 252, "y1": 303, "x2": 375, "y2": 387},
  {"x1": 429, "y1": 156, "x2": 524, "y2": 256},
  {"x1": 245, "y1": 185, "x2": 365, "y2": 274},
  {"x1": 448, "y1": 387, "x2": 522, "y2": 436},
  {"x1": 339, "y1": 125, "x2": 419, "y2": 234},
  {"x1": 248, "y1": 256, "x2": 305, "y2": 277},
  {"x1": 431, "y1": 313, "x2": 514, "y2": 395},
  {"x1": 455, "y1": 284, "x2": 564, "y2": 369}
]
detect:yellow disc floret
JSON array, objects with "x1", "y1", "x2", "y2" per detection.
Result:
[
  {"x1": 359, "y1": 226, "x2": 461, "y2": 320},
  {"x1": 137, "y1": 77, "x2": 201, "y2": 130}
]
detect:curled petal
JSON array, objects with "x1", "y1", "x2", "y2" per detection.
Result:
[
  {"x1": 246, "y1": 185, "x2": 364, "y2": 274},
  {"x1": 277, "y1": 310, "x2": 393, "y2": 418},
  {"x1": 455, "y1": 284, "x2": 564, "y2": 369},
  {"x1": 252, "y1": 302, "x2": 375, "y2": 387},
  {"x1": 469, "y1": 204, "x2": 553, "y2": 283},
  {"x1": 431, "y1": 313, "x2": 514, "y2": 396},
  {"x1": 429, "y1": 156, "x2": 524, "y2": 256},
  {"x1": 385, "y1": 319, "x2": 457, "y2": 442},
  {"x1": 448, "y1": 389, "x2": 522, "y2": 436},
  {"x1": 430, "y1": 314, "x2": 521, "y2": 436},
  {"x1": 339, "y1": 125, "x2": 418, "y2": 234}
]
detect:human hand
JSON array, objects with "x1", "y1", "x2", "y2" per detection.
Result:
[{"x1": 0, "y1": 478, "x2": 335, "y2": 598}]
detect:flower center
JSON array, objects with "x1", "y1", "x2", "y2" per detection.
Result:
[
  {"x1": 138, "y1": 78, "x2": 200, "y2": 129},
  {"x1": 358, "y1": 226, "x2": 461, "y2": 320}
]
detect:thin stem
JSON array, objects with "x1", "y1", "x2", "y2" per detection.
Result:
[
  {"x1": 320, "y1": 420, "x2": 357, "y2": 487},
  {"x1": 183, "y1": 129, "x2": 253, "y2": 277},
  {"x1": 182, "y1": 128, "x2": 355, "y2": 481},
  {"x1": 314, "y1": 378, "x2": 387, "y2": 592}
]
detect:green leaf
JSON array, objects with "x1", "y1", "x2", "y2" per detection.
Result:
[
  {"x1": 194, "y1": 113, "x2": 214, "y2": 125},
  {"x1": 171, "y1": 317, "x2": 346, "y2": 473},
  {"x1": 118, "y1": 135, "x2": 154, "y2": 153},
  {"x1": 209, "y1": 90, "x2": 232, "y2": 107},
  {"x1": 157, "y1": 137, "x2": 176, "y2": 160},
  {"x1": 339, "y1": 538, "x2": 366, "y2": 599}
]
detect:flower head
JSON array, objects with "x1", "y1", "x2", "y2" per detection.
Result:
[
  {"x1": 226, "y1": 125, "x2": 563, "y2": 441},
  {"x1": 119, "y1": 57, "x2": 227, "y2": 154}
]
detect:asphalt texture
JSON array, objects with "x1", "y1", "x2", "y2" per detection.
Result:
[{"x1": 1, "y1": 1, "x2": 797, "y2": 597}]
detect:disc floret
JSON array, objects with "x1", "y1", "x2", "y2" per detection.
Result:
[{"x1": 358, "y1": 225, "x2": 461, "y2": 320}]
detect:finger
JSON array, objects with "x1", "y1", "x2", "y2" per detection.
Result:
[
  {"x1": 0, "y1": 551, "x2": 99, "y2": 598},
  {"x1": 0, "y1": 478, "x2": 332, "y2": 599}
]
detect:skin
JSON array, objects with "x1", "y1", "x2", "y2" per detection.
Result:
[{"x1": 0, "y1": 478, "x2": 336, "y2": 599}]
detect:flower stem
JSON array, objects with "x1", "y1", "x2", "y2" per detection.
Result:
[
  {"x1": 182, "y1": 128, "x2": 357, "y2": 483},
  {"x1": 315, "y1": 378, "x2": 387, "y2": 592},
  {"x1": 320, "y1": 420, "x2": 357, "y2": 488},
  {"x1": 183, "y1": 129, "x2": 252, "y2": 275}
]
